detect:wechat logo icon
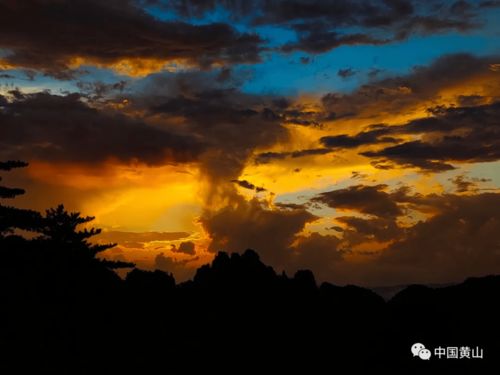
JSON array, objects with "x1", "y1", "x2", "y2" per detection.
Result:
[{"x1": 411, "y1": 343, "x2": 431, "y2": 360}]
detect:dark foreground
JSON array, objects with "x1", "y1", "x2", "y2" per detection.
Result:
[{"x1": 1, "y1": 242, "x2": 499, "y2": 375}]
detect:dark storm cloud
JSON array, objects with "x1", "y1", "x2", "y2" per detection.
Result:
[
  {"x1": 149, "y1": 0, "x2": 402, "y2": 24},
  {"x1": 374, "y1": 193, "x2": 500, "y2": 285},
  {"x1": 309, "y1": 184, "x2": 414, "y2": 248},
  {"x1": 300, "y1": 184, "x2": 500, "y2": 285},
  {"x1": 312, "y1": 184, "x2": 402, "y2": 218},
  {"x1": 363, "y1": 142, "x2": 462, "y2": 172},
  {"x1": 0, "y1": 1, "x2": 487, "y2": 78},
  {"x1": 133, "y1": 71, "x2": 290, "y2": 185},
  {"x1": 0, "y1": 91, "x2": 204, "y2": 164},
  {"x1": 281, "y1": 31, "x2": 389, "y2": 54},
  {"x1": 320, "y1": 128, "x2": 400, "y2": 149},
  {"x1": 161, "y1": 0, "x2": 484, "y2": 54},
  {"x1": 336, "y1": 216, "x2": 402, "y2": 244},
  {"x1": 342, "y1": 192, "x2": 500, "y2": 286},
  {"x1": 184, "y1": 0, "x2": 477, "y2": 30},
  {"x1": 360, "y1": 102, "x2": 500, "y2": 171},
  {"x1": 0, "y1": 0, "x2": 263, "y2": 78}
]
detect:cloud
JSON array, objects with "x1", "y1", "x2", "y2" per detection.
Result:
[
  {"x1": 0, "y1": 72, "x2": 15, "y2": 79},
  {"x1": 449, "y1": 174, "x2": 490, "y2": 193},
  {"x1": 154, "y1": 252, "x2": 197, "y2": 281},
  {"x1": 360, "y1": 102, "x2": 500, "y2": 171},
  {"x1": 350, "y1": 171, "x2": 368, "y2": 180},
  {"x1": 171, "y1": 241, "x2": 196, "y2": 255},
  {"x1": 312, "y1": 184, "x2": 402, "y2": 218},
  {"x1": 98, "y1": 231, "x2": 191, "y2": 249},
  {"x1": 274, "y1": 202, "x2": 307, "y2": 210},
  {"x1": 255, "y1": 148, "x2": 333, "y2": 164},
  {"x1": 163, "y1": 0, "x2": 485, "y2": 54},
  {"x1": 450, "y1": 175, "x2": 476, "y2": 193},
  {"x1": 336, "y1": 216, "x2": 403, "y2": 244},
  {"x1": 290, "y1": 232, "x2": 344, "y2": 274},
  {"x1": 308, "y1": 184, "x2": 406, "y2": 248},
  {"x1": 0, "y1": 1, "x2": 493, "y2": 79},
  {"x1": 251, "y1": 54, "x2": 500, "y2": 170},
  {"x1": 254, "y1": 0, "x2": 464, "y2": 31},
  {"x1": 0, "y1": 91, "x2": 205, "y2": 165},
  {"x1": 302, "y1": 186, "x2": 500, "y2": 285},
  {"x1": 0, "y1": 0, "x2": 263, "y2": 78},
  {"x1": 362, "y1": 141, "x2": 458, "y2": 171},
  {"x1": 373, "y1": 192, "x2": 500, "y2": 285},
  {"x1": 231, "y1": 179, "x2": 266, "y2": 192},
  {"x1": 76, "y1": 80, "x2": 129, "y2": 100},
  {"x1": 337, "y1": 68, "x2": 356, "y2": 79},
  {"x1": 456, "y1": 94, "x2": 487, "y2": 107},
  {"x1": 281, "y1": 107, "x2": 323, "y2": 127},
  {"x1": 321, "y1": 53, "x2": 498, "y2": 119},
  {"x1": 281, "y1": 30, "x2": 389, "y2": 54},
  {"x1": 200, "y1": 197, "x2": 317, "y2": 267},
  {"x1": 320, "y1": 128, "x2": 400, "y2": 149},
  {"x1": 130, "y1": 71, "x2": 290, "y2": 199},
  {"x1": 2, "y1": 2, "x2": 498, "y2": 290}
]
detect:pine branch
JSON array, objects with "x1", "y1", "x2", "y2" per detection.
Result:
[
  {"x1": 0, "y1": 161, "x2": 28, "y2": 171},
  {"x1": 0, "y1": 186, "x2": 25, "y2": 199}
]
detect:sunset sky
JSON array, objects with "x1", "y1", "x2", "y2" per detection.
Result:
[{"x1": 1, "y1": 0, "x2": 500, "y2": 286}]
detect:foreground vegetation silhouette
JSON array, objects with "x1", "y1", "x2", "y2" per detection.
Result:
[{"x1": 1, "y1": 161, "x2": 499, "y2": 374}]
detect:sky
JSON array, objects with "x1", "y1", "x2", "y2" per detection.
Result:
[{"x1": 1, "y1": 0, "x2": 500, "y2": 286}]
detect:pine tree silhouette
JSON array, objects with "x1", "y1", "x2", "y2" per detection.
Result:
[
  {"x1": 40, "y1": 205, "x2": 112, "y2": 252},
  {"x1": 37, "y1": 204, "x2": 134, "y2": 269},
  {"x1": 0, "y1": 160, "x2": 133, "y2": 269}
]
